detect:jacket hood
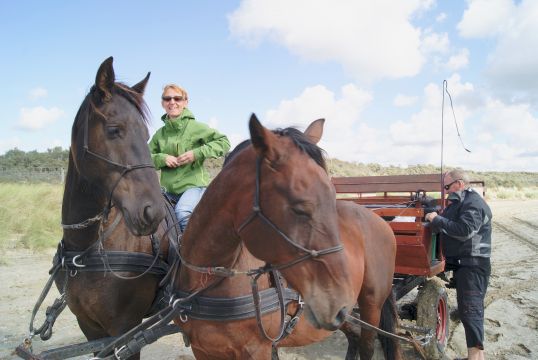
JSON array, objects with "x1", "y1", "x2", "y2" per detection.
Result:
[{"x1": 161, "y1": 108, "x2": 195, "y2": 123}]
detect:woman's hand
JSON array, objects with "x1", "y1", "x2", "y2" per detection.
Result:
[
  {"x1": 165, "y1": 155, "x2": 180, "y2": 168},
  {"x1": 177, "y1": 151, "x2": 195, "y2": 166}
]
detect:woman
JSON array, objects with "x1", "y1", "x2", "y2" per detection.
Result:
[{"x1": 149, "y1": 84, "x2": 230, "y2": 231}]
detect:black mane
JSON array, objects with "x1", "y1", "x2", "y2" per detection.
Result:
[
  {"x1": 74, "y1": 82, "x2": 150, "y2": 130},
  {"x1": 223, "y1": 127, "x2": 326, "y2": 171}
]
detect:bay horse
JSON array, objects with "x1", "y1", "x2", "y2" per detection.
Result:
[
  {"x1": 57, "y1": 57, "x2": 170, "y2": 360},
  {"x1": 172, "y1": 115, "x2": 401, "y2": 359}
]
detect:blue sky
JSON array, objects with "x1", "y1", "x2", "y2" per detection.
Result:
[{"x1": 1, "y1": 0, "x2": 537, "y2": 171}]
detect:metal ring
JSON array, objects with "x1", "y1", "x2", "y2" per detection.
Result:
[
  {"x1": 179, "y1": 313, "x2": 188, "y2": 323},
  {"x1": 72, "y1": 255, "x2": 86, "y2": 268},
  {"x1": 114, "y1": 345, "x2": 127, "y2": 360}
]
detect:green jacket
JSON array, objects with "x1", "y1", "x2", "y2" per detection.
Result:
[{"x1": 148, "y1": 108, "x2": 230, "y2": 195}]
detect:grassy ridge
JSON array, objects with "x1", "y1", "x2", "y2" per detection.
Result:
[
  {"x1": 1, "y1": 162, "x2": 537, "y2": 250},
  {"x1": 0, "y1": 183, "x2": 63, "y2": 250}
]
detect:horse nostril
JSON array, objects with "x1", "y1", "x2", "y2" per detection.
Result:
[
  {"x1": 334, "y1": 306, "x2": 348, "y2": 328},
  {"x1": 143, "y1": 204, "x2": 156, "y2": 224}
]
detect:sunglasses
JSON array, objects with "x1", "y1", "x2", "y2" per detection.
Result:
[
  {"x1": 444, "y1": 179, "x2": 461, "y2": 190},
  {"x1": 162, "y1": 96, "x2": 184, "y2": 102}
]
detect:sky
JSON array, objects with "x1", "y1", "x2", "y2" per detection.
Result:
[{"x1": 1, "y1": 0, "x2": 537, "y2": 172}]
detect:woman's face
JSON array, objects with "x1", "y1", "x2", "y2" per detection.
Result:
[{"x1": 161, "y1": 88, "x2": 187, "y2": 118}]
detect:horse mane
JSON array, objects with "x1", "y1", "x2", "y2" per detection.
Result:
[
  {"x1": 223, "y1": 127, "x2": 327, "y2": 171},
  {"x1": 74, "y1": 82, "x2": 151, "y2": 130}
]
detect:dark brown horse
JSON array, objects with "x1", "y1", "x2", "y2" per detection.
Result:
[
  {"x1": 58, "y1": 57, "x2": 168, "y2": 360},
  {"x1": 172, "y1": 115, "x2": 401, "y2": 359}
]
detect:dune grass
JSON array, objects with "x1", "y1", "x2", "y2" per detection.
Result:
[
  {"x1": 0, "y1": 181, "x2": 536, "y2": 251},
  {"x1": 0, "y1": 183, "x2": 63, "y2": 250}
]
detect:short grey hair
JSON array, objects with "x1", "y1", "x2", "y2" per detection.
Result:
[{"x1": 447, "y1": 168, "x2": 470, "y2": 185}]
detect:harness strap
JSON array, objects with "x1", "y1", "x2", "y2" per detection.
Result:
[
  {"x1": 60, "y1": 250, "x2": 169, "y2": 275},
  {"x1": 28, "y1": 263, "x2": 67, "y2": 341},
  {"x1": 173, "y1": 285, "x2": 300, "y2": 321}
]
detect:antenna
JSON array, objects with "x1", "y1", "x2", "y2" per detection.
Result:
[{"x1": 441, "y1": 80, "x2": 471, "y2": 188}]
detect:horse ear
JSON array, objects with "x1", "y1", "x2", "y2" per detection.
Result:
[
  {"x1": 132, "y1": 72, "x2": 151, "y2": 94},
  {"x1": 95, "y1": 56, "x2": 115, "y2": 101},
  {"x1": 249, "y1": 113, "x2": 278, "y2": 160},
  {"x1": 304, "y1": 118, "x2": 325, "y2": 144}
]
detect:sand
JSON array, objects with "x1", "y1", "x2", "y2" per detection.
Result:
[{"x1": 1, "y1": 200, "x2": 537, "y2": 359}]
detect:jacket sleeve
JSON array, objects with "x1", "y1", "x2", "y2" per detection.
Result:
[
  {"x1": 148, "y1": 131, "x2": 168, "y2": 169},
  {"x1": 192, "y1": 126, "x2": 231, "y2": 161},
  {"x1": 431, "y1": 199, "x2": 485, "y2": 242}
]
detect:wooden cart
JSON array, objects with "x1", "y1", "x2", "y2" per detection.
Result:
[{"x1": 332, "y1": 174, "x2": 485, "y2": 359}]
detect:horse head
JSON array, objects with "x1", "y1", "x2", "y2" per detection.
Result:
[
  {"x1": 236, "y1": 114, "x2": 355, "y2": 331},
  {"x1": 70, "y1": 57, "x2": 165, "y2": 235}
]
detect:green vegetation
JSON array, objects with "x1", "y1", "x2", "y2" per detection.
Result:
[
  {"x1": 0, "y1": 183, "x2": 63, "y2": 250},
  {"x1": 0, "y1": 148, "x2": 536, "y2": 250}
]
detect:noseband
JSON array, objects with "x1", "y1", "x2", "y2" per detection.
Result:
[{"x1": 238, "y1": 156, "x2": 343, "y2": 273}]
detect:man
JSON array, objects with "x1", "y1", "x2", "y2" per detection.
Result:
[{"x1": 425, "y1": 169, "x2": 492, "y2": 360}]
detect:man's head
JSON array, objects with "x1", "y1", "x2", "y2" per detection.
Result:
[{"x1": 443, "y1": 169, "x2": 469, "y2": 193}]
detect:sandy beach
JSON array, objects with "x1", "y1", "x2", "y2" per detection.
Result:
[{"x1": 1, "y1": 199, "x2": 537, "y2": 359}]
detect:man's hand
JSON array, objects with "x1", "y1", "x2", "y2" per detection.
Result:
[
  {"x1": 425, "y1": 212, "x2": 438, "y2": 222},
  {"x1": 177, "y1": 151, "x2": 195, "y2": 166}
]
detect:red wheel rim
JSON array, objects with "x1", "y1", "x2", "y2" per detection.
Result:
[{"x1": 436, "y1": 295, "x2": 448, "y2": 344}]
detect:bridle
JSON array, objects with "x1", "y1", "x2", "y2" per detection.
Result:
[
  {"x1": 179, "y1": 155, "x2": 344, "y2": 278},
  {"x1": 237, "y1": 156, "x2": 344, "y2": 273},
  {"x1": 76, "y1": 97, "x2": 155, "y2": 222}
]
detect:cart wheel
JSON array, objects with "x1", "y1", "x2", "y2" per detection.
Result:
[{"x1": 416, "y1": 277, "x2": 449, "y2": 360}]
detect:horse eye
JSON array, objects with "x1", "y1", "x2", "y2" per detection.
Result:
[
  {"x1": 292, "y1": 206, "x2": 311, "y2": 218},
  {"x1": 106, "y1": 126, "x2": 121, "y2": 139}
]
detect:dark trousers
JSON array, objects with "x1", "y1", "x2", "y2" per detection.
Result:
[{"x1": 453, "y1": 259, "x2": 491, "y2": 349}]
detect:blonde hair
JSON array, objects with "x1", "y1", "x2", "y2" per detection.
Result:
[{"x1": 162, "y1": 84, "x2": 188, "y2": 100}]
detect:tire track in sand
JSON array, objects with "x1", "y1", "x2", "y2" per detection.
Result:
[{"x1": 493, "y1": 221, "x2": 538, "y2": 252}]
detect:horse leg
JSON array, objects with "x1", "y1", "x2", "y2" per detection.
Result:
[
  {"x1": 359, "y1": 294, "x2": 402, "y2": 360},
  {"x1": 271, "y1": 346, "x2": 280, "y2": 360},
  {"x1": 377, "y1": 294, "x2": 402, "y2": 360},
  {"x1": 77, "y1": 316, "x2": 141, "y2": 360},
  {"x1": 340, "y1": 319, "x2": 361, "y2": 360}
]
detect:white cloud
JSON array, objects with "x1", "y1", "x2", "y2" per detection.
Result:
[
  {"x1": 394, "y1": 94, "x2": 418, "y2": 107},
  {"x1": 457, "y1": 0, "x2": 514, "y2": 38},
  {"x1": 17, "y1": 106, "x2": 64, "y2": 131},
  {"x1": 263, "y1": 84, "x2": 380, "y2": 162},
  {"x1": 444, "y1": 48, "x2": 469, "y2": 71},
  {"x1": 29, "y1": 87, "x2": 48, "y2": 100},
  {"x1": 206, "y1": 116, "x2": 219, "y2": 129},
  {"x1": 228, "y1": 0, "x2": 427, "y2": 82},
  {"x1": 420, "y1": 31, "x2": 450, "y2": 54},
  {"x1": 265, "y1": 83, "x2": 372, "y2": 130},
  {"x1": 257, "y1": 75, "x2": 537, "y2": 171},
  {"x1": 436, "y1": 12, "x2": 447, "y2": 23},
  {"x1": 458, "y1": 0, "x2": 538, "y2": 98}
]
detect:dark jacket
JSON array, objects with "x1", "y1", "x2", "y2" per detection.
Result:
[{"x1": 431, "y1": 188, "x2": 492, "y2": 259}]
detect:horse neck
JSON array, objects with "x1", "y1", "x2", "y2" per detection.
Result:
[{"x1": 61, "y1": 152, "x2": 106, "y2": 250}]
